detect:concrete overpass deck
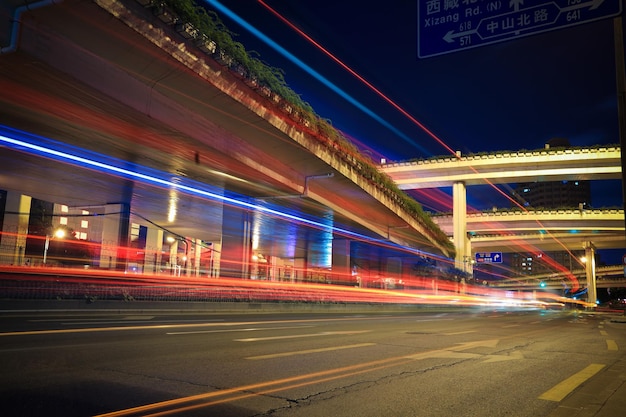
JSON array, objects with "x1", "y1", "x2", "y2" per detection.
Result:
[
  {"x1": 380, "y1": 147, "x2": 624, "y2": 270},
  {"x1": 0, "y1": 0, "x2": 453, "y2": 264},
  {"x1": 381, "y1": 147, "x2": 621, "y2": 189},
  {"x1": 433, "y1": 208, "x2": 626, "y2": 252}
]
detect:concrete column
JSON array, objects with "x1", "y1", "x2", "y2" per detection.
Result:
[
  {"x1": 168, "y1": 238, "x2": 178, "y2": 275},
  {"x1": 193, "y1": 238, "x2": 202, "y2": 277},
  {"x1": 210, "y1": 242, "x2": 221, "y2": 277},
  {"x1": 332, "y1": 238, "x2": 351, "y2": 284},
  {"x1": 0, "y1": 192, "x2": 31, "y2": 265},
  {"x1": 221, "y1": 206, "x2": 251, "y2": 279},
  {"x1": 583, "y1": 241, "x2": 597, "y2": 307},
  {"x1": 463, "y1": 234, "x2": 472, "y2": 276},
  {"x1": 453, "y1": 182, "x2": 468, "y2": 271},
  {"x1": 99, "y1": 203, "x2": 130, "y2": 270},
  {"x1": 143, "y1": 227, "x2": 163, "y2": 275},
  {"x1": 386, "y1": 257, "x2": 402, "y2": 279},
  {"x1": 294, "y1": 258, "x2": 305, "y2": 282}
]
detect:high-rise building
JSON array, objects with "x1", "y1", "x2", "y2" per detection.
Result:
[
  {"x1": 508, "y1": 138, "x2": 590, "y2": 278},
  {"x1": 511, "y1": 179, "x2": 591, "y2": 209},
  {"x1": 510, "y1": 138, "x2": 591, "y2": 210}
]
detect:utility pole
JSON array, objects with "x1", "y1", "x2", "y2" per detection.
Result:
[{"x1": 615, "y1": 17, "x2": 626, "y2": 236}]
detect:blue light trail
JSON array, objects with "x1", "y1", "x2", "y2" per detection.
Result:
[
  {"x1": 0, "y1": 124, "x2": 443, "y2": 261},
  {"x1": 202, "y1": 0, "x2": 431, "y2": 156}
]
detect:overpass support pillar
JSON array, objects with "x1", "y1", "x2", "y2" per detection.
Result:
[
  {"x1": 332, "y1": 239, "x2": 351, "y2": 284},
  {"x1": 192, "y1": 238, "x2": 203, "y2": 277},
  {"x1": 0, "y1": 192, "x2": 31, "y2": 266},
  {"x1": 143, "y1": 227, "x2": 163, "y2": 275},
  {"x1": 99, "y1": 203, "x2": 130, "y2": 271},
  {"x1": 583, "y1": 241, "x2": 598, "y2": 307},
  {"x1": 453, "y1": 182, "x2": 471, "y2": 273},
  {"x1": 220, "y1": 207, "x2": 252, "y2": 279},
  {"x1": 168, "y1": 239, "x2": 179, "y2": 275}
]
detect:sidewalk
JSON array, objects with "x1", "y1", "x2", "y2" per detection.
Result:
[{"x1": 548, "y1": 313, "x2": 626, "y2": 417}]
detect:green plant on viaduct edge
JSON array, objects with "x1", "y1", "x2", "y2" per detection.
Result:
[{"x1": 153, "y1": 0, "x2": 455, "y2": 255}]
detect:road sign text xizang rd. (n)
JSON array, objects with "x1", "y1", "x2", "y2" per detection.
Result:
[{"x1": 418, "y1": 0, "x2": 623, "y2": 58}]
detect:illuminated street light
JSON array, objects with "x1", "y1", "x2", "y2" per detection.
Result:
[
  {"x1": 166, "y1": 236, "x2": 188, "y2": 276},
  {"x1": 43, "y1": 228, "x2": 66, "y2": 264}
]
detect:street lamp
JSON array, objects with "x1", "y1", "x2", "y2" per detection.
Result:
[
  {"x1": 166, "y1": 236, "x2": 188, "y2": 276},
  {"x1": 180, "y1": 238, "x2": 188, "y2": 276},
  {"x1": 43, "y1": 228, "x2": 66, "y2": 264}
]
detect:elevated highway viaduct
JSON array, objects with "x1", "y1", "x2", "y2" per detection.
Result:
[
  {"x1": 0, "y1": 0, "x2": 621, "y2": 295},
  {"x1": 381, "y1": 150, "x2": 624, "y2": 302},
  {"x1": 432, "y1": 208, "x2": 625, "y2": 253},
  {"x1": 381, "y1": 149, "x2": 624, "y2": 263},
  {"x1": 0, "y1": 0, "x2": 452, "y2": 282},
  {"x1": 492, "y1": 265, "x2": 626, "y2": 291}
]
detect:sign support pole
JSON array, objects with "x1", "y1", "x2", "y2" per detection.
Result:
[{"x1": 614, "y1": 16, "x2": 626, "y2": 237}]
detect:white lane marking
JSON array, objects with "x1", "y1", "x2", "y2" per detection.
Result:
[
  {"x1": 235, "y1": 330, "x2": 371, "y2": 342},
  {"x1": 246, "y1": 343, "x2": 376, "y2": 360},
  {"x1": 167, "y1": 325, "x2": 315, "y2": 335}
]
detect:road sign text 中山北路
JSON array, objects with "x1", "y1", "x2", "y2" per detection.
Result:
[{"x1": 418, "y1": 0, "x2": 623, "y2": 58}]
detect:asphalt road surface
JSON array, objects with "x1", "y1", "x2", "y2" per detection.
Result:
[{"x1": 1, "y1": 307, "x2": 625, "y2": 416}]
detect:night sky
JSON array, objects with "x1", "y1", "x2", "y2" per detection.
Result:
[{"x1": 203, "y1": 1, "x2": 623, "y2": 210}]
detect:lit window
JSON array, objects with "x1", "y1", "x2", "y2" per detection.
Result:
[
  {"x1": 60, "y1": 217, "x2": 68, "y2": 225},
  {"x1": 81, "y1": 220, "x2": 88, "y2": 228},
  {"x1": 61, "y1": 205, "x2": 69, "y2": 213},
  {"x1": 78, "y1": 232, "x2": 87, "y2": 240}
]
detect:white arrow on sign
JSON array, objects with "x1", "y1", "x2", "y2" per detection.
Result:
[{"x1": 443, "y1": 29, "x2": 476, "y2": 43}]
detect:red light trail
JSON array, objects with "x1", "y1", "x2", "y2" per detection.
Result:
[{"x1": 256, "y1": 0, "x2": 586, "y2": 281}]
